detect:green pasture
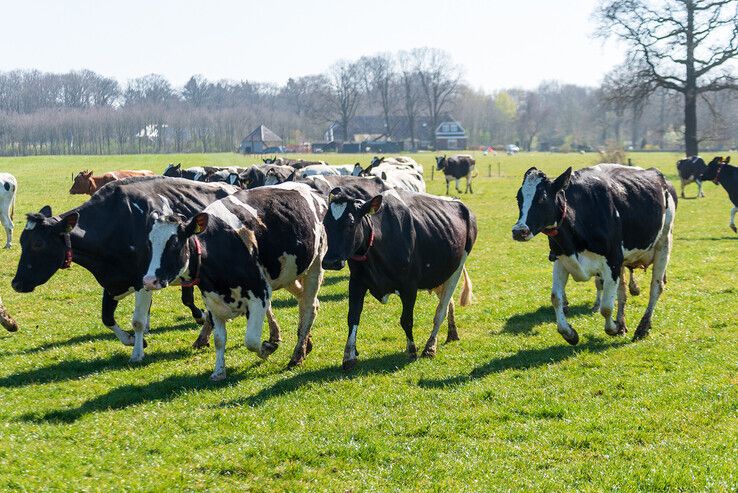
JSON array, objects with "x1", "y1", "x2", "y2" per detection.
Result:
[{"x1": 0, "y1": 151, "x2": 735, "y2": 491}]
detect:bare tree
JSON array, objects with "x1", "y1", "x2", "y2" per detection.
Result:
[
  {"x1": 325, "y1": 60, "x2": 363, "y2": 143},
  {"x1": 596, "y1": 0, "x2": 738, "y2": 156},
  {"x1": 413, "y1": 47, "x2": 461, "y2": 149},
  {"x1": 397, "y1": 51, "x2": 423, "y2": 150},
  {"x1": 361, "y1": 54, "x2": 398, "y2": 140}
]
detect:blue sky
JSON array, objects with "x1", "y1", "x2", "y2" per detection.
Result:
[{"x1": 0, "y1": 0, "x2": 625, "y2": 91}]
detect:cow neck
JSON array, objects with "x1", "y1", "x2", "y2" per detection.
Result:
[
  {"x1": 541, "y1": 192, "x2": 568, "y2": 237},
  {"x1": 351, "y1": 216, "x2": 375, "y2": 262},
  {"x1": 180, "y1": 236, "x2": 203, "y2": 287},
  {"x1": 713, "y1": 161, "x2": 728, "y2": 184},
  {"x1": 544, "y1": 194, "x2": 578, "y2": 258}
]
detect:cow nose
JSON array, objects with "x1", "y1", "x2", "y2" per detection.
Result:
[
  {"x1": 11, "y1": 279, "x2": 32, "y2": 293},
  {"x1": 142, "y1": 275, "x2": 161, "y2": 290},
  {"x1": 322, "y1": 258, "x2": 345, "y2": 271},
  {"x1": 511, "y1": 225, "x2": 531, "y2": 242}
]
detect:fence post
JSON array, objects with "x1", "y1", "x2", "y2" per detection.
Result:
[
  {"x1": 488, "y1": 163, "x2": 492, "y2": 177},
  {"x1": 431, "y1": 166, "x2": 434, "y2": 180},
  {"x1": 498, "y1": 162, "x2": 501, "y2": 177}
]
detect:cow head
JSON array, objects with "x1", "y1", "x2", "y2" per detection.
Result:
[
  {"x1": 322, "y1": 187, "x2": 382, "y2": 271},
  {"x1": 69, "y1": 170, "x2": 94, "y2": 195},
  {"x1": 143, "y1": 212, "x2": 207, "y2": 290},
  {"x1": 512, "y1": 167, "x2": 571, "y2": 241},
  {"x1": 700, "y1": 156, "x2": 730, "y2": 183},
  {"x1": 352, "y1": 163, "x2": 363, "y2": 176},
  {"x1": 163, "y1": 163, "x2": 182, "y2": 177},
  {"x1": 264, "y1": 167, "x2": 285, "y2": 186},
  {"x1": 435, "y1": 155, "x2": 447, "y2": 170},
  {"x1": 370, "y1": 156, "x2": 384, "y2": 167},
  {"x1": 12, "y1": 206, "x2": 79, "y2": 293}
]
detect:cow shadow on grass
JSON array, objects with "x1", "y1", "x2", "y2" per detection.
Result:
[
  {"x1": 417, "y1": 336, "x2": 626, "y2": 389},
  {"x1": 502, "y1": 303, "x2": 592, "y2": 334},
  {"x1": 10, "y1": 322, "x2": 197, "y2": 356},
  {"x1": 19, "y1": 352, "x2": 410, "y2": 423}
]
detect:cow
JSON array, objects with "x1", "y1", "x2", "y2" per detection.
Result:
[
  {"x1": 263, "y1": 157, "x2": 326, "y2": 169},
  {"x1": 0, "y1": 296, "x2": 18, "y2": 332},
  {"x1": 298, "y1": 163, "x2": 363, "y2": 178},
  {"x1": 239, "y1": 164, "x2": 294, "y2": 189},
  {"x1": 676, "y1": 156, "x2": 707, "y2": 198},
  {"x1": 363, "y1": 163, "x2": 426, "y2": 193},
  {"x1": 370, "y1": 156, "x2": 423, "y2": 175},
  {"x1": 321, "y1": 188, "x2": 477, "y2": 370},
  {"x1": 435, "y1": 154, "x2": 476, "y2": 194},
  {"x1": 163, "y1": 163, "x2": 208, "y2": 181},
  {"x1": 302, "y1": 174, "x2": 391, "y2": 200},
  {"x1": 0, "y1": 173, "x2": 17, "y2": 248},
  {"x1": 11, "y1": 177, "x2": 238, "y2": 361},
  {"x1": 511, "y1": 164, "x2": 677, "y2": 344},
  {"x1": 70, "y1": 169, "x2": 155, "y2": 195},
  {"x1": 142, "y1": 183, "x2": 327, "y2": 380},
  {"x1": 700, "y1": 156, "x2": 737, "y2": 233},
  {"x1": 203, "y1": 166, "x2": 248, "y2": 183}
]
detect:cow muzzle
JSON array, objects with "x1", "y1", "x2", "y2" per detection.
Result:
[
  {"x1": 142, "y1": 275, "x2": 166, "y2": 291},
  {"x1": 321, "y1": 258, "x2": 345, "y2": 271},
  {"x1": 11, "y1": 278, "x2": 34, "y2": 293},
  {"x1": 511, "y1": 224, "x2": 534, "y2": 242}
]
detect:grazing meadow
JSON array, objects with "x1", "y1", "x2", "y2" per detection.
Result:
[{"x1": 0, "y1": 151, "x2": 736, "y2": 491}]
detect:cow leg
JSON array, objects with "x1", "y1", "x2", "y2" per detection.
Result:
[
  {"x1": 423, "y1": 255, "x2": 466, "y2": 357},
  {"x1": 181, "y1": 286, "x2": 204, "y2": 324},
  {"x1": 730, "y1": 206, "x2": 737, "y2": 233},
  {"x1": 628, "y1": 268, "x2": 641, "y2": 296},
  {"x1": 193, "y1": 311, "x2": 213, "y2": 349},
  {"x1": 614, "y1": 268, "x2": 628, "y2": 335},
  {"x1": 261, "y1": 306, "x2": 283, "y2": 359},
  {"x1": 552, "y1": 260, "x2": 578, "y2": 345},
  {"x1": 680, "y1": 179, "x2": 686, "y2": 198},
  {"x1": 696, "y1": 179, "x2": 704, "y2": 198},
  {"x1": 244, "y1": 290, "x2": 270, "y2": 357},
  {"x1": 343, "y1": 277, "x2": 367, "y2": 371},
  {"x1": 400, "y1": 289, "x2": 418, "y2": 359},
  {"x1": 102, "y1": 290, "x2": 140, "y2": 347},
  {"x1": 129, "y1": 289, "x2": 152, "y2": 363},
  {"x1": 0, "y1": 208, "x2": 12, "y2": 248},
  {"x1": 466, "y1": 175, "x2": 473, "y2": 194},
  {"x1": 210, "y1": 314, "x2": 228, "y2": 381},
  {"x1": 455, "y1": 178, "x2": 462, "y2": 193},
  {"x1": 600, "y1": 267, "x2": 620, "y2": 336},
  {"x1": 634, "y1": 240, "x2": 671, "y2": 341},
  {"x1": 446, "y1": 298, "x2": 459, "y2": 342},
  {"x1": 288, "y1": 260, "x2": 323, "y2": 368},
  {"x1": 591, "y1": 276, "x2": 603, "y2": 312},
  {"x1": 445, "y1": 179, "x2": 450, "y2": 195}
]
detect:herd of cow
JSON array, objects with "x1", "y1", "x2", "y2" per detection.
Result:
[{"x1": 0, "y1": 153, "x2": 736, "y2": 381}]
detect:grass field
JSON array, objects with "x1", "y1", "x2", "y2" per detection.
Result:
[{"x1": 0, "y1": 151, "x2": 736, "y2": 492}]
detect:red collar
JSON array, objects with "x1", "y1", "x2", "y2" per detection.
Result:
[
  {"x1": 542, "y1": 196, "x2": 568, "y2": 237},
  {"x1": 180, "y1": 236, "x2": 202, "y2": 287},
  {"x1": 61, "y1": 232, "x2": 73, "y2": 269},
  {"x1": 350, "y1": 224, "x2": 375, "y2": 262},
  {"x1": 714, "y1": 162, "x2": 725, "y2": 184}
]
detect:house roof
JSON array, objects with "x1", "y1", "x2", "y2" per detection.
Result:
[{"x1": 242, "y1": 124, "x2": 282, "y2": 144}]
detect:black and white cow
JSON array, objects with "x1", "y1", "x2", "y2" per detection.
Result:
[
  {"x1": 302, "y1": 174, "x2": 391, "y2": 201},
  {"x1": 700, "y1": 156, "x2": 737, "y2": 233},
  {"x1": 163, "y1": 163, "x2": 208, "y2": 181},
  {"x1": 435, "y1": 155, "x2": 476, "y2": 194},
  {"x1": 142, "y1": 183, "x2": 327, "y2": 380},
  {"x1": 11, "y1": 177, "x2": 238, "y2": 361},
  {"x1": 512, "y1": 164, "x2": 677, "y2": 344},
  {"x1": 676, "y1": 156, "x2": 707, "y2": 198},
  {"x1": 239, "y1": 164, "x2": 294, "y2": 189},
  {"x1": 0, "y1": 172, "x2": 17, "y2": 248},
  {"x1": 322, "y1": 188, "x2": 477, "y2": 370}
]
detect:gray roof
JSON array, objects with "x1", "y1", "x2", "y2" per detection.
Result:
[{"x1": 242, "y1": 125, "x2": 282, "y2": 144}]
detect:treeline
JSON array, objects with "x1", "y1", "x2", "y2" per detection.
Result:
[{"x1": 1, "y1": 48, "x2": 737, "y2": 156}]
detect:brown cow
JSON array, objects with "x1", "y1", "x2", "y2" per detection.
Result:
[{"x1": 69, "y1": 169, "x2": 155, "y2": 195}]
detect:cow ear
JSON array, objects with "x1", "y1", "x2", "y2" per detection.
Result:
[
  {"x1": 56, "y1": 212, "x2": 78, "y2": 233},
  {"x1": 361, "y1": 195, "x2": 383, "y2": 216},
  {"x1": 726, "y1": 156, "x2": 731, "y2": 163},
  {"x1": 39, "y1": 205, "x2": 52, "y2": 218},
  {"x1": 523, "y1": 167, "x2": 537, "y2": 179},
  {"x1": 185, "y1": 213, "x2": 209, "y2": 236},
  {"x1": 552, "y1": 167, "x2": 572, "y2": 192},
  {"x1": 328, "y1": 187, "x2": 342, "y2": 203}
]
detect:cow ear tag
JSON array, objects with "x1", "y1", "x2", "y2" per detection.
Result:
[
  {"x1": 368, "y1": 196, "x2": 382, "y2": 215},
  {"x1": 194, "y1": 214, "x2": 208, "y2": 234},
  {"x1": 64, "y1": 213, "x2": 78, "y2": 233}
]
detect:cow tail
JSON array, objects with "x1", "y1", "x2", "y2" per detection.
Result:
[
  {"x1": 472, "y1": 169, "x2": 479, "y2": 178},
  {"x1": 459, "y1": 266, "x2": 473, "y2": 306},
  {"x1": 9, "y1": 183, "x2": 15, "y2": 222}
]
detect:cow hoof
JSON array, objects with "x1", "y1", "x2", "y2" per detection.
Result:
[
  {"x1": 629, "y1": 286, "x2": 641, "y2": 296},
  {"x1": 731, "y1": 224, "x2": 737, "y2": 233},
  {"x1": 3, "y1": 243, "x2": 10, "y2": 249},
  {"x1": 287, "y1": 358, "x2": 303, "y2": 369},
  {"x1": 210, "y1": 370, "x2": 226, "y2": 381},
  {"x1": 261, "y1": 341, "x2": 279, "y2": 358},
  {"x1": 129, "y1": 354, "x2": 144, "y2": 364},
  {"x1": 606, "y1": 321, "x2": 627, "y2": 336},
  {"x1": 559, "y1": 326, "x2": 579, "y2": 345},
  {"x1": 305, "y1": 337, "x2": 313, "y2": 355},
  {"x1": 192, "y1": 336, "x2": 210, "y2": 349},
  {"x1": 421, "y1": 347, "x2": 436, "y2": 358},
  {"x1": 342, "y1": 358, "x2": 357, "y2": 372},
  {"x1": 632, "y1": 321, "x2": 651, "y2": 341},
  {"x1": 445, "y1": 332, "x2": 460, "y2": 343}
]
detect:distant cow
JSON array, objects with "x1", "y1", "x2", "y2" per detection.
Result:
[
  {"x1": 143, "y1": 183, "x2": 327, "y2": 380},
  {"x1": 0, "y1": 173, "x2": 17, "y2": 248},
  {"x1": 322, "y1": 188, "x2": 476, "y2": 370},
  {"x1": 298, "y1": 163, "x2": 363, "y2": 178},
  {"x1": 435, "y1": 154, "x2": 476, "y2": 194},
  {"x1": 238, "y1": 164, "x2": 295, "y2": 188},
  {"x1": 363, "y1": 163, "x2": 426, "y2": 193},
  {"x1": 370, "y1": 156, "x2": 423, "y2": 175},
  {"x1": 70, "y1": 169, "x2": 154, "y2": 195},
  {"x1": 263, "y1": 157, "x2": 326, "y2": 169},
  {"x1": 700, "y1": 156, "x2": 737, "y2": 233},
  {"x1": 302, "y1": 174, "x2": 391, "y2": 200},
  {"x1": 676, "y1": 156, "x2": 707, "y2": 198},
  {"x1": 163, "y1": 163, "x2": 207, "y2": 181},
  {"x1": 512, "y1": 164, "x2": 677, "y2": 344},
  {"x1": 12, "y1": 177, "x2": 238, "y2": 361}
]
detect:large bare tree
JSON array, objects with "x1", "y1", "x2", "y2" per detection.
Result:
[
  {"x1": 412, "y1": 47, "x2": 461, "y2": 149},
  {"x1": 325, "y1": 60, "x2": 363, "y2": 144},
  {"x1": 360, "y1": 54, "x2": 398, "y2": 140},
  {"x1": 596, "y1": 0, "x2": 738, "y2": 156}
]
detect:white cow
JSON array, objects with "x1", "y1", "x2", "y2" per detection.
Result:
[
  {"x1": 0, "y1": 173, "x2": 17, "y2": 248},
  {"x1": 368, "y1": 164, "x2": 426, "y2": 193},
  {"x1": 298, "y1": 163, "x2": 363, "y2": 178},
  {"x1": 371, "y1": 156, "x2": 424, "y2": 175}
]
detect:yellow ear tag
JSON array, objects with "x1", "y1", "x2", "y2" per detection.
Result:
[{"x1": 194, "y1": 216, "x2": 207, "y2": 234}]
